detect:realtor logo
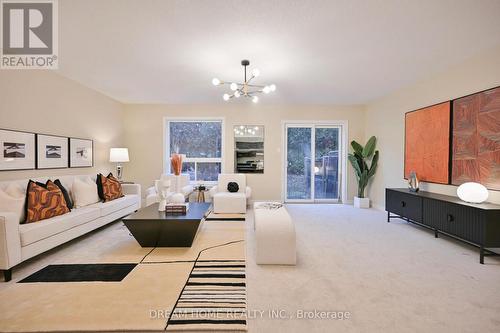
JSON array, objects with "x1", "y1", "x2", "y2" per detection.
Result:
[{"x1": 1, "y1": 0, "x2": 58, "y2": 69}]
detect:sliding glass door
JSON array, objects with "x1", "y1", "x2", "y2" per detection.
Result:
[
  {"x1": 286, "y1": 126, "x2": 312, "y2": 200},
  {"x1": 285, "y1": 124, "x2": 342, "y2": 202}
]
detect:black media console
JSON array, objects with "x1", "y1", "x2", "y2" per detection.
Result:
[{"x1": 385, "y1": 188, "x2": 500, "y2": 264}]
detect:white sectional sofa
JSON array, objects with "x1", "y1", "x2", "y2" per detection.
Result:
[{"x1": 0, "y1": 174, "x2": 141, "y2": 282}]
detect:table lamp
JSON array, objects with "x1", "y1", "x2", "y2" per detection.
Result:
[{"x1": 109, "y1": 148, "x2": 129, "y2": 180}]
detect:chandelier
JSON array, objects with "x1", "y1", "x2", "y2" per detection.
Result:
[{"x1": 212, "y1": 60, "x2": 276, "y2": 103}]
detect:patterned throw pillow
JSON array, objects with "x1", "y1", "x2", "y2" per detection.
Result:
[
  {"x1": 97, "y1": 173, "x2": 124, "y2": 202},
  {"x1": 227, "y1": 182, "x2": 239, "y2": 193},
  {"x1": 25, "y1": 180, "x2": 70, "y2": 223}
]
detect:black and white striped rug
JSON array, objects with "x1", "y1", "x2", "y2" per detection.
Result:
[{"x1": 166, "y1": 258, "x2": 246, "y2": 331}]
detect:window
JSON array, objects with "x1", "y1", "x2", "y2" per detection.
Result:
[{"x1": 166, "y1": 120, "x2": 223, "y2": 182}]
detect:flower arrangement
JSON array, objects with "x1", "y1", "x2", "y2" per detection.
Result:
[{"x1": 170, "y1": 154, "x2": 183, "y2": 176}]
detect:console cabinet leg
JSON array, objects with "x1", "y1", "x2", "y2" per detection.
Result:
[
  {"x1": 3, "y1": 269, "x2": 12, "y2": 282},
  {"x1": 434, "y1": 229, "x2": 438, "y2": 238},
  {"x1": 480, "y1": 247, "x2": 484, "y2": 265},
  {"x1": 387, "y1": 212, "x2": 390, "y2": 223}
]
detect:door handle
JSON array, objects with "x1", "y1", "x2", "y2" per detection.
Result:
[
  {"x1": 401, "y1": 201, "x2": 406, "y2": 207},
  {"x1": 447, "y1": 214, "x2": 454, "y2": 222}
]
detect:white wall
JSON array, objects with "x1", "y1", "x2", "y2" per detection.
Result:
[
  {"x1": 123, "y1": 104, "x2": 365, "y2": 201},
  {"x1": 3, "y1": 45, "x2": 500, "y2": 207},
  {"x1": 365, "y1": 45, "x2": 500, "y2": 208},
  {"x1": 0, "y1": 71, "x2": 124, "y2": 181}
]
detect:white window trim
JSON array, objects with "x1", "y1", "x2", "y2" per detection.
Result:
[{"x1": 163, "y1": 117, "x2": 225, "y2": 184}]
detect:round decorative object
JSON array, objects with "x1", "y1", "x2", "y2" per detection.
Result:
[
  {"x1": 169, "y1": 193, "x2": 185, "y2": 204},
  {"x1": 227, "y1": 182, "x2": 239, "y2": 193},
  {"x1": 457, "y1": 182, "x2": 489, "y2": 204}
]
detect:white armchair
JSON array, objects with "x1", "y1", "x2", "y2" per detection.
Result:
[
  {"x1": 209, "y1": 174, "x2": 251, "y2": 214},
  {"x1": 145, "y1": 174, "x2": 193, "y2": 207}
]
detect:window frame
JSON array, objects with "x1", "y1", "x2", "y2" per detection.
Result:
[{"x1": 164, "y1": 117, "x2": 225, "y2": 184}]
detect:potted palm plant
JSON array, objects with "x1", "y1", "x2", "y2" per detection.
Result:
[{"x1": 348, "y1": 136, "x2": 379, "y2": 208}]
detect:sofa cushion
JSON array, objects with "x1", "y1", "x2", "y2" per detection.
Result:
[
  {"x1": 0, "y1": 183, "x2": 25, "y2": 223},
  {"x1": 214, "y1": 192, "x2": 246, "y2": 199},
  {"x1": 97, "y1": 173, "x2": 124, "y2": 202},
  {"x1": 217, "y1": 174, "x2": 246, "y2": 193},
  {"x1": 100, "y1": 194, "x2": 139, "y2": 216},
  {"x1": 72, "y1": 177, "x2": 100, "y2": 208},
  {"x1": 25, "y1": 180, "x2": 70, "y2": 224},
  {"x1": 213, "y1": 192, "x2": 246, "y2": 214},
  {"x1": 20, "y1": 206, "x2": 100, "y2": 246}
]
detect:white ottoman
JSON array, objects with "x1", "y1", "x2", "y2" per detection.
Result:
[{"x1": 254, "y1": 202, "x2": 296, "y2": 265}]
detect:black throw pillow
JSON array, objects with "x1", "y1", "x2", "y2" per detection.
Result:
[
  {"x1": 227, "y1": 182, "x2": 239, "y2": 193},
  {"x1": 54, "y1": 179, "x2": 73, "y2": 210},
  {"x1": 96, "y1": 174, "x2": 105, "y2": 201}
]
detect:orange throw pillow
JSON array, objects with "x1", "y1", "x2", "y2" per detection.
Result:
[
  {"x1": 25, "y1": 180, "x2": 70, "y2": 223},
  {"x1": 97, "y1": 173, "x2": 124, "y2": 202}
]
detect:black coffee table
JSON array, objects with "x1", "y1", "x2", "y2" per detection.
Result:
[{"x1": 123, "y1": 203, "x2": 211, "y2": 247}]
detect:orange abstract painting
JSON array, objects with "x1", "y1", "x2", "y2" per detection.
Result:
[
  {"x1": 405, "y1": 102, "x2": 450, "y2": 184},
  {"x1": 452, "y1": 87, "x2": 500, "y2": 190}
]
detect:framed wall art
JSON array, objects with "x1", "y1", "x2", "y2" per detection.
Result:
[
  {"x1": 69, "y1": 138, "x2": 93, "y2": 168},
  {"x1": 452, "y1": 86, "x2": 500, "y2": 190},
  {"x1": 36, "y1": 134, "x2": 69, "y2": 169},
  {"x1": 404, "y1": 101, "x2": 451, "y2": 184},
  {"x1": 0, "y1": 129, "x2": 36, "y2": 171}
]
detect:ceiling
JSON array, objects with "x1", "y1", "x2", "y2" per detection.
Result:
[{"x1": 57, "y1": 0, "x2": 500, "y2": 104}]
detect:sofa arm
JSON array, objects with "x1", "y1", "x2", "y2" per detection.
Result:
[
  {"x1": 245, "y1": 186, "x2": 252, "y2": 199},
  {"x1": 122, "y1": 183, "x2": 141, "y2": 196},
  {"x1": 0, "y1": 212, "x2": 22, "y2": 270},
  {"x1": 181, "y1": 185, "x2": 194, "y2": 197},
  {"x1": 209, "y1": 186, "x2": 218, "y2": 198}
]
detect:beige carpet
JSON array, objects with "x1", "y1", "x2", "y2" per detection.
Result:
[
  {"x1": 0, "y1": 220, "x2": 246, "y2": 332},
  {"x1": 245, "y1": 204, "x2": 500, "y2": 333}
]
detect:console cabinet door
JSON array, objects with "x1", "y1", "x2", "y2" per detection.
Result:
[
  {"x1": 423, "y1": 199, "x2": 485, "y2": 244},
  {"x1": 386, "y1": 190, "x2": 422, "y2": 222}
]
